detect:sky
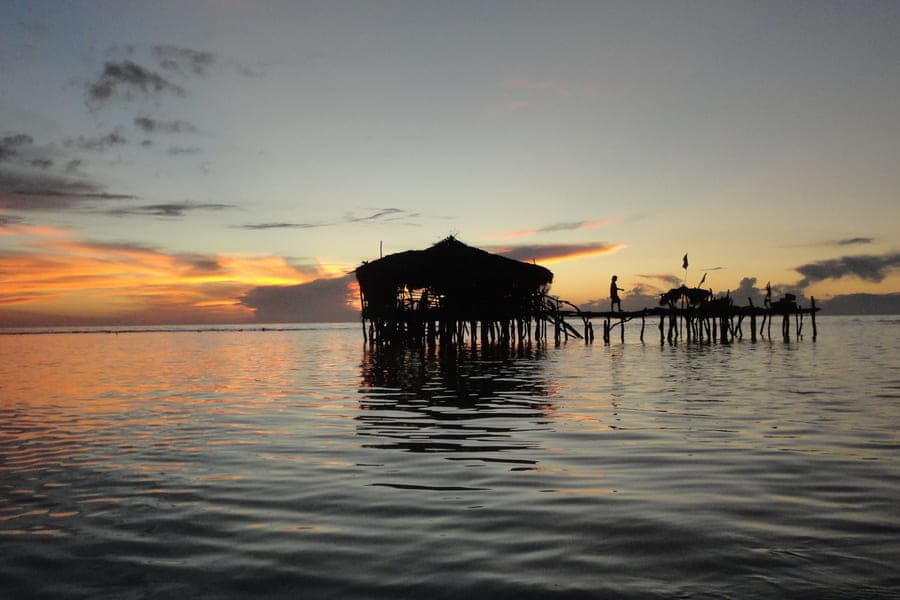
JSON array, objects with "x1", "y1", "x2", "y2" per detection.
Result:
[{"x1": 2, "y1": 0, "x2": 899, "y2": 325}]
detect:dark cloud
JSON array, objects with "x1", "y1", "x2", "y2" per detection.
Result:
[
  {"x1": 240, "y1": 274, "x2": 358, "y2": 323},
  {"x1": 820, "y1": 293, "x2": 900, "y2": 315},
  {"x1": 834, "y1": 237, "x2": 874, "y2": 246},
  {"x1": 64, "y1": 159, "x2": 83, "y2": 173},
  {"x1": 0, "y1": 214, "x2": 26, "y2": 228},
  {"x1": 795, "y1": 252, "x2": 900, "y2": 288},
  {"x1": 153, "y1": 45, "x2": 216, "y2": 76},
  {"x1": 732, "y1": 277, "x2": 767, "y2": 306},
  {"x1": 0, "y1": 134, "x2": 35, "y2": 162},
  {"x1": 64, "y1": 130, "x2": 127, "y2": 151},
  {"x1": 237, "y1": 222, "x2": 323, "y2": 230},
  {"x1": 30, "y1": 158, "x2": 53, "y2": 170},
  {"x1": 134, "y1": 116, "x2": 198, "y2": 134},
  {"x1": 87, "y1": 61, "x2": 187, "y2": 106},
  {"x1": 178, "y1": 254, "x2": 223, "y2": 274},
  {"x1": 0, "y1": 170, "x2": 136, "y2": 211},
  {"x1": 104, "y1": 202, "x2": 233, "y2": 217}
]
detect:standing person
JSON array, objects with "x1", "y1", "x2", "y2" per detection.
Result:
[
  {"x1": 610, "y1": 275, "x2": 624, "y2": 312},
  {"x1": 764, "y1": 281, "x2": 772, "y2": 308}
]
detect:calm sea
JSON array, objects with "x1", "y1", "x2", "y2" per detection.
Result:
[{"x1": 1, "y1": 316, "x2": 898, "y2": 599}]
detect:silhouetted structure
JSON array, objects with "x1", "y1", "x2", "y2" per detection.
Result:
[
  {"x1": 562, "y1": 292, "x2": 820, "y2": 345},
  {"x1": 355, "y1": 236, "x2": 578, "y2": 346}
]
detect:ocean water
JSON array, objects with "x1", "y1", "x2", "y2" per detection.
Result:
[{"x1": 1, "y1": 316, "x2": 898, "y2": 599}]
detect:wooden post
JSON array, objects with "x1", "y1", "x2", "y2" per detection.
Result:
[
  {"x1": 640, "y1": 314, "x2": 646, "y2": 343},
  {"x1": 659, "y1": 314, "x2": 665, "y2": 344},
  {"x1": 811, "y1": 297, "x2": 818, "y2": 340},
  {"x1": 620, "y1": 317, "x2": 625, "y2": 343},
  {"x1": 782, "y1": 313, "x2": 789, "y2": 341}
]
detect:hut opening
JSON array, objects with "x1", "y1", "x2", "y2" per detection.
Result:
[{"x1": 355, "y1": 236, "x2": 570, "y2": 346}]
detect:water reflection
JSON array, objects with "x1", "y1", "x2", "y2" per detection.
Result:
[{"x1": 357, "y1": 344, "x2": 557, "y2": 454}]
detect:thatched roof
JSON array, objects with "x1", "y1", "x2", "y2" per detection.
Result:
[{"x1": 355, "y1": 236, "x2": 553, "y2": 300}]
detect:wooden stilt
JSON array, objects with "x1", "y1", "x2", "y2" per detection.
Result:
[{"x1": 811, "y1": 297, "x2": 818, "y2": 340}]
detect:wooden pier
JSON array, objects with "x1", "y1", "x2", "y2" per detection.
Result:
[{"x1": 561, "y1": 297, "x2": 820, "y2": 345}]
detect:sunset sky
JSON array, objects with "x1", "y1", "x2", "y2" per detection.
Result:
[{"x1": 2, "y1": 1, "x2": 899, "y2": 325}]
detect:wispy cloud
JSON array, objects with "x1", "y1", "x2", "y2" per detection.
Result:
[
  {"x1": 488, "y1": 242, "x2": 624, "y2": 264},
  {"x1": 235, "y1": 207, "x2": 425, "y2": 232},
  {"x1": 0, "y1": 134, "x2": 34, "y2": 162},
  {"x1": 104, "y1": 202, "x2": 233, "y2": 217},
  {"x1": 795, "y1": 252, "x2": 900, "y2": 288},
  {"x1": 485, "y1": 219, "x2": 612, "y2": 240},
  {"x1": 0, "y1": 214, "x2": 26, "y2": 228},
  {"x1": 64, "y1": 130, "x2": 128, "y2": 151},
  {"x1": 86, "y1": 61, "x2": 187, "y2": 106},
  {"x1": 236, "y1": 222, "x2": 323, "y2": 230},
  {"x1": 1, "y1": 169, "x2": 136, "y2": 211},
  {"x1": 345, "y1": 207, "x2": 419, "y2": 223},
  {"x1": 834, "y1": 237, "x2": 874, "y2": 246},
  {"x1": 153, "y1": 45, "x2": 216, "y2": 77},
  {"x1": 134, "y1": 116, "x2": 198, "y2": 134},
  {"x1": 637, "y1": 273, "x2": 682, "y2": 288}
]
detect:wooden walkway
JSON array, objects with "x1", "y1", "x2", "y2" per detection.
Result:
[{"x1": 559, "y1": 298, "x2": 820, "y2": 344}]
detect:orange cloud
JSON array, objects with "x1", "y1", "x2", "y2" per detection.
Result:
[
  {"x1": 0, "y1": 230, "x2": 349, "y2": 326},
  {"x1": 489, "y1": 242, "x2": 625, "y2": 265}
]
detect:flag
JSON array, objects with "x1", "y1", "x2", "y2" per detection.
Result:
[
  {"x1": 682, "y1": 254, "x2": 688, "y2": 270},
  {"x1": 699, "y1": 272, "x2": 707, "y2": 286}
]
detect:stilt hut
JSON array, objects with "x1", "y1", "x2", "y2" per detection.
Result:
[{"x1": 355, "y1": 236, "x2": 561, "y2": 346}]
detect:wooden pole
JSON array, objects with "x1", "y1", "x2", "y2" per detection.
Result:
[{"x1": 811, "y1": 297, "x2": 818, "y2": 340}]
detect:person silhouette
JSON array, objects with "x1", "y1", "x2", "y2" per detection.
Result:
[{"x1": 610, "y1": 275, "x2": 624, "y2": 312}]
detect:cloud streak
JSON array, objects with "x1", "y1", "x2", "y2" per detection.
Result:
[
  {"x1": 486, "y1": 219, "x2": 612, "y2": 239},
  {"x1": 104, "y1": 202, "x2": 233, "y2": 217},
  {"x1": 237, "y1": 207, "x2": 422, "y2": 231},
  {"x1": 236, "y1": 222, "x2": 322, "y2": 230},
  {"x1": 134, "y1": 116, "x2": 198, "y2": 134},
  {"x1": 64, "y1": 130, "x2": 128, "y2": 151},
  {"x1": 1, "y1": 169, "x2": 137, "y2": 211},
  {"x1": 487, "y1": 242, "x2": 624, "y2": 264},
  {"x1": 153, "y1": 45, "x2": 216, "y2": 76},
  {"x1": 834, "y1": 237, "x2": 874, "y2": 246}
]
